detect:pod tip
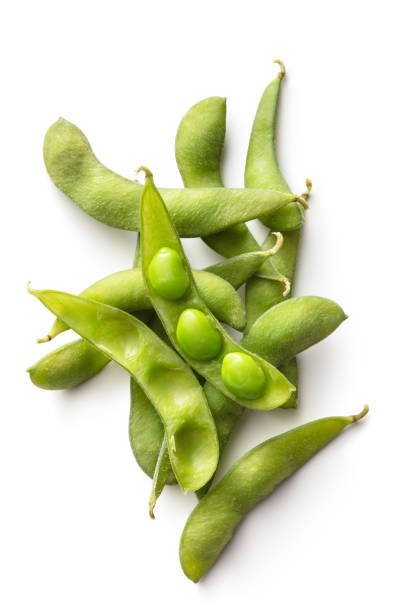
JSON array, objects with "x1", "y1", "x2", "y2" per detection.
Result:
[
  {"x1": 37, "y1": 334, "x2": 52, "y2": 344},
  {"x1": 136, "y1": 166, "x2": 153, "y2": 180},
  {"x1": 273, "y1": 59, "x2": 286, "y2": 78},
  {"x1": 352, "y1": 405, "x2": 369, "y2": 422}
]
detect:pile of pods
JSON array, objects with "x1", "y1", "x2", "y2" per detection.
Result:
[{"x1": 28, "y1": 61, "x2": 368, "y2": 582}]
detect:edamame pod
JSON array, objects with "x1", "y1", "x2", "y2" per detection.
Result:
[
  {"x1": 140, "y1": 169, "x2": 295, "y2": 411},
  {"x1": 27, "y1": 338, "x2": 109, "y2": 390},
  {"x1": 41, "y1": 267, "x2": 246, "y2": 341},
  {"x1": 244, "y1": 61, "x2": 310, "y2": 409},
  {"x1": 175, "y1": 97, "x2": 292, "y2": 289},
  {"x1": 244, "y1": 60, "x2": 302, "y2": 231},
  {"x1": 44, "y1": 118, "x2": 302, "y2": 237},
  {"x1": 180, "y1": 406, "x2": 369, "y2": 582},
  {"x1": 242, "y1": 296, "x2": 347, "y2": 364},
  {"x1": 29, "y1": 287, "x2": 219, "y2": 493}
]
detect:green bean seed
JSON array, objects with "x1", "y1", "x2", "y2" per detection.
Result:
[
  {"x1": 140, "y1": 168, "x2": 294, "y2": 411},
  {"x1": 180, "y1": 406, "x2": 369, "y2": 582},
  {"x1": 44, "y1": 118, "x2": 301, "y2": 237},
  {"x1": 176, "y1": 309, "x2": 222, "y2": 361},
  {"x1": 221, "y1": 352, "x2": 266, "y2": 400},
  {"x1": 148, "y1": 247, "x2": 189, "y2": 300},
  {"x1": 29, "y1": 287, "x2": 219, "y2": 493}
]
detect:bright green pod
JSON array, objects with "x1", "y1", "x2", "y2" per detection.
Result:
[
  {"x1": 29, "y1": 287, "x2": 219, "y2": 494},
  {"x1": 221, "y1": 352, "x2": 266, "y2": 400},
  {"x1": 148, "y1": 247, "x2": 190, "y2": 300},
  {"x1": 176, "y1": 309, "x2": 222, "y2": 361},
  {"x1": 43, "y1": 118, "x2": 300, "y2": 237},
  {"x1": 180, "y1": 407, "x2": 369, "y2": 582},
  {"x1": 42, "y1": 267, "x2": 246, "y2": 342},
  {"x1": 175, "y1": 96, "x2": 226, "y2": 188},
  {"x1": 27, "y1": 338, "x2": 109, "y2": 390},
  {"x1": 242, "y1": 296, "x2": 347, "y2": 365},
  {"x1": 140, "y1": 169, "x2": 295, "y2": 411},
  {"x1": 244, "y1": 61, "x2": 311, "y2": 409}
]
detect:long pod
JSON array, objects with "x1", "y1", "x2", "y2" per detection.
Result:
[
  {"x1": 140, "y1": 169, "x2": 295, "y2": 411},
  {"x1": 244, "y1": 60, "x2": 307, "y2": 409},
  {"x1": 175, "y1": 96, "x2": 292, "y2": 289},
  {"x1": 29, "y1": 287, "x2": 219, "y2": 493},
  {"x1": 44, "y1": 118, "x2": 303, "y2": 237},
  {"x1": 180, "y1": 406, "x2": 369, "y2": 582}
]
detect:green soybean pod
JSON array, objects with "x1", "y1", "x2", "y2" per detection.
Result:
[
  {"x1": 40, "y1": 267, "x2": 246, "y2": 342},
  {"x1": 242, "y1": 296, "x2": 347, "y2": 364},
  {"x1": 29, "y1": 287, "x2": 219, "y2": 494},
  {"x1": 27, "y1": 339, "x2": 110, "y2": 390},
  {"x1": 244, "y1": 61, "x2": 310, "y2": 409},
  {"x1": 44, "y1": 118, "x2": 301, "y2": 237},
  {"x1": 180, "y1": 406, "x2": 369, "y2": 582},
  {"x1": 140, "y1": 168, "x2": 294, "y2": 410},
  {"x1": 175, "y1": 97, "x2": 292, "y2": 289}
]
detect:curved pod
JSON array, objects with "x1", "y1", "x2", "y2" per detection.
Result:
[{"x1": 29, "y1": 288, "x2": 219, "y2": 493}]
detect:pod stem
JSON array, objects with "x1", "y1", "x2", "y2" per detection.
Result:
[
  {"x1": 273, "y1": 59, "x2": 286, "y2": 79},
  {"x1": 281, "y1": 277, "x2": 291, "y2": 297},
  {"x1": 351, "y1": 405, "x2": 369, "y2": 422},
  {"x1": 268, "y1": 232, "x2": 284, "y2": 256},
  {"x1": 37, "y1": 334, "x2": 52, "y2": 344},
  {"x1": 136, "y1": 166, "x2": 153, "y2": 180}
]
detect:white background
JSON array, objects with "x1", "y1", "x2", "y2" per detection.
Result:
[{"x1": 2, "y1": 1, "x2": 407, "y2": 610}]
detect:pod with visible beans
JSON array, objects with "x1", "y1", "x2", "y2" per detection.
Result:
[
  {"x1": 140, "y1": 168, "x2": 294, "y2": 410},
  {"x1": 28, "y1": 287, "x2": 219, "y2": 494},
  {"x1": 175, "y1": 96, "x2": 292, "y2": 289},
  {"x1": 44, "y1": 118, "x2": 302, "y2": 237},
  {"x1": 180, "y1": 406, "x2": 369, "y2": 582}
]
